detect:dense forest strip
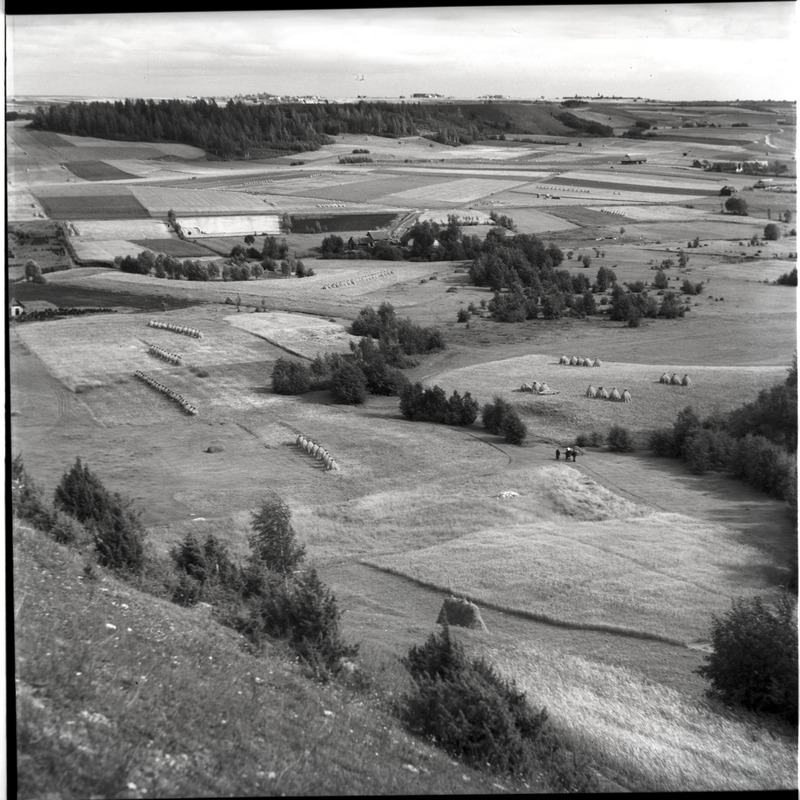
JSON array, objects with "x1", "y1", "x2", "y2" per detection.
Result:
[{"x1": 28, "y1": 99, "x2": 580, "y2": 160}]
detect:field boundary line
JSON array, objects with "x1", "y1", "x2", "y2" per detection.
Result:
[{"x1": 359, "y1": 562, "x2": 689, "y2": 648}]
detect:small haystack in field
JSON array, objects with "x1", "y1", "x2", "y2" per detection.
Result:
[
  {"x1": 532, "y1": 381, "x2": 542, "y2": 392},
  {"x1": 205, "y1": 444, "x2": 225, "y2": 453},
  {"x1": 538, "y1": 382, "x2": 550, "y2": 393},
  {"x1": 597, "y1": 386, "x2": 609, "y2": 399},
  {"x1": 583, "y1": 358, "x2": 592, "y2": 367},
  {"x1": 681, "y1": 374, "x2": 692, "y2": 387},
  {"x1": 521, "y1": 382, "x2": 533, "y2": 392},
  {"x1": 586, "y1": 385, "x2": 597, "y2": 398},
  {"x1": 559, "y1": 354, "x2": 569, "y2": 365},
  {"x1": 659, "y1": 372, "x2": 671, "y2": 384},
  {"x1": 569, "y1": 355, "x2": 579, "y2": 366},
  {"x1": 436, "y1": 596, "x2": 488, "y2": 631},
  {"x1": 622, "y1": 389, "x2": 632, "y2": 403},
  {"x1": 609, "y1": 387, "x2": 622, "y2": 401},
  {"x1": 593, "y1": 358, "x2": 602, "y2": 367},
  {"x1": 670, "y1": 373, "x2": 681, "y2": 385}
]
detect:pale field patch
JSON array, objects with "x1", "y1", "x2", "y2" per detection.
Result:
[
  {"x1": 224, "y1": 312, "x2": 360, "y2": 358},
  {"x1": 495, "y1": 188, "x2": 704, "y2": 205},
  {"x1": 130, "y1": 186, "x2": 274, "y2": 215},
  {"x1": 563, "y1": 170, "x2": 727, "y2": 191},
  {"x1": 70, "y1": 239, "x2": 150, "y2": 261},
  {"x1": 177, "y1": 215, "x2": 281, "y2": 236},
  {"x1": 487, "y1": 644, "x2": 797, "y2": 792},
  {"x1": 382, "y1": 177, "x2": 530, "y2": 205},
  {"x1": 592, "y1": 205, "x2": 710, "y2": 222},
  {"x1": 485, "y1": 206, "x2": 580, "y2": 233},
  {"x1": 69, "y1": 219, "x2": 172, "y2": 240},
  {"x1": 5, "y1": 187, "x2": 47, "y2": 221},
  {"x1": 427, "y1": 354, "x2": 786, "y2": 441}
]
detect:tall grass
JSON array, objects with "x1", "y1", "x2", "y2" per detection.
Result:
[{"x1": 485, "y1": 642, "x2": 797, "y2": 792}]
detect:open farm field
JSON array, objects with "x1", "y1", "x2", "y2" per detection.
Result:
[
  {"x1": 364, "y1": 465, "x2": 779, "y2": 644},
  {"x1": 177, "y1": 214, "x2": 281, "y2": 237},
  {"x1": 381, "y1": 176, "x2": 530, "y2": 205},
  {"x1": 36, "y1": 192, "x2": 151, "y2": 220},
  {"x1": 70, "y1": 239, "x2": 149, "y2": 262},
  {"x1": 69, "y1": 218, "x2": 172, "y2": 240},
  {"x1": 129, "y1": 186, "x2": 275, "y2": 215},
  {"x1": 64, "y1": 160, "x2": 139, "y2": 181},
  {"x1": 426, "y1": 354, "x2": 786, "y2": 444},
  {"x1": 8, "y1": 101, "x2": 797, "y2": 795},
  {"x1": 129, "y1": 238, "x2": 217, "y2": 257}
]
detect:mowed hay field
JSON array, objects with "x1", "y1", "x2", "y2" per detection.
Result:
[{"x1": 427, "y1": 353, "x2": 786, "y2": 443}]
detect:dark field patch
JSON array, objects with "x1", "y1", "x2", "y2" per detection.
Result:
[
  {"x1": 28, "y1": 131, "x2": 74, "y2": 147},
  {"x1": 544, "y1": 206, "x2": 636, "y2": 226},
  {"x1": 130, "y1": 238, "x2": 217, "y2": 257},
  {"x1": 8, "y1": 281, "x2": 197, "y2": 312},
  {"x1": 548, "y1": 178, "x2": 720, "y2": 196},
  {"x1": 37, "y1": 193, "x2": 151, "y2": 220},
  {"x1": 64, "y1": 161, "x2": 139, "y2": 181},
  {"x1": 290, "y1": 212, "x2": 399, "y2": 233},
  {"x1": 56, "y1": 146, "x2": 169, "y2": 161}
]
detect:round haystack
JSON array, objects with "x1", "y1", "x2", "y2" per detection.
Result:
[
  {"x1": 622, "y1": 389, "x2": 632, "y2": 402},
  {"x1": 205, "y1": 444, "x2": 225, "y2": 453},
  {"x1": 670, "y1": 373, "x2": 682, "y2": 385},
  {"x1": 437, "y1": 596, "x2": 488, "y2": 631},
  {"x1": 521, "y1": 382, "x2": 533, "y2": 392},
  {"x1": 559, "y1": 354, "x2": 569, "y2": 365},
  {"x1": 682, "y1": 374, "x2": 692, "y2": 387},
  {"x1": 583, "y1": 358, "x2": 592, "y2": 367},
  {"x1": 532, "y1": 380, "x2": 542, "y2": 392},
  {"x1": 597, "y1": 386, "x2": 609, "y2": 399},
  {"x1": 593, "y1": 358, "x2": 602, "y2": 367},
  {"x1": 586, "y1": 385, "x2": 597, "y2": 398},
  {"x1": 659, "y1": 372, "x2": 670, "y2": 384},
  {"x1": 569, "y1": 355, "x2": 579, "y2": 366},
  {"x1": 609, "y1": 387, "x2": 622, "y2": 401},
  {"x1": 538, "y1": 382, "x2": 550, "y2": 393}
]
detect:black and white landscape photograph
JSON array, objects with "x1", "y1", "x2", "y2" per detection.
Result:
[{"x1": 6, "y1": 3, "x2": 798, "y2": 796}]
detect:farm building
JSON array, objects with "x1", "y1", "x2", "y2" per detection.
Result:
[
  {"x1": 620, "y1": 154, "x2": 647, "y2": 165},
  {"x1": 8, "y1": 299, "x2": 25, "y2": 318},
  {"x1": 359, "y1": 230, "x2": 394, "y2": 248},
  {"x1": 720, "y1": 185, "x2": 737, "y2": 196}
]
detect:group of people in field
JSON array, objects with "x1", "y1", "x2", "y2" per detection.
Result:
[{"x1": 555, "y1": 447, "x2": 578, "y2": 462}]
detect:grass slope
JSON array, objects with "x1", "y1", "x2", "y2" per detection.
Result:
[{"x1": 12, "y1": 520, "x2": 543, "y2": 798}]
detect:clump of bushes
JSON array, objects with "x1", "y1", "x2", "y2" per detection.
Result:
[
  {"x1": 398, "y1": 626, "x2": 596, "y2": 790},
  {"x1": 575, "y1": 430, "x2": 604, "y2": 448},
  {"x1": 606, "y1": 425, "x2": 634, "y2": 453},
  {"x1": 399, "y1": 383, "x2": 479, "y2": 426},
  {"x1": 482, "y1": 397, "x2": 528, "y2": 445},
  {"x1": 697, "y1": 592, "x2": 797, "y2": 723}
]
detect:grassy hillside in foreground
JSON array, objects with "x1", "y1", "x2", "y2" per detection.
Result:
[{"x1": 11, "y1": 519, "x2": 545, "y2": 798}]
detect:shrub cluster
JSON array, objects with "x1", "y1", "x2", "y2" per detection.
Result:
[
  {"x1": 482, "y1": 397, "x2": 528, "y2": 445},
  {"x1": 399, "y1": 383, "x2": 479, "y2": 426},
  {"x1": 697, "y1": 593, "x2": 797, "y2": 724},
  {"x1": 607, "y1": 425, "x2": 635, "y2": 452},
  {"x1": 349, "y1": 301, "x2": 445, "y2": 358},
  {"x1": 648, "y1": 360, "x2": 797, "y2": 500},
  {"x1": 398, "y1": 626, "x2": 595, "y2": 790}
]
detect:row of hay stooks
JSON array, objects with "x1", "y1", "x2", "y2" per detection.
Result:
[
  {"x1": 586, "y1": 385, "x2": 631, "y2": 401},
  {"x1": 148, "y1": 343, "x2": 182, "y2": 366},
  {"x1": 560, "y1": 355, "x2": 602, "y2": 367},
  {"x1": 134, "y1": 370, "x2": 198, "y2": 415},
  {"x1": 321, "y1": 269, "x2": 395, "y2": 290},
  {"x1": 520, "y1": 381, "x2": 552, "y2": 394},
  {"x1": 148, "y1": 319, "x2": 203, "y2": 338},
  {"x1": 295, "y1": 434, "x2": 340, "y2": 472},
  {"x1": 660, "y1": 372, "x2": 692, "y2": 386}
]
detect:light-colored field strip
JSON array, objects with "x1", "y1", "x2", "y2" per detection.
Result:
[
  {"x1": 383, "y1": 166, "x2": 552, "y2": 179},
  {"x1": 486, "y1": 207, "x2": 580, "y2": 232},
  {"x1": 177, "y1": 214, "x2": 281, "y2": 236},
  {"x1": 224, "y1": 312, "x2": 360, "y2": 358},
  {"x1": 589, "y1": 205, "x2": 711, "y2": 222},
  {"x1": 68, "y1": 219, "x2": 172, "y2": 240},
  {"x1": 130, "y1": 186, "x2": 274, "y2": 215},
  {"x1": 70, "y1": 239, "x2": 150, "y2": 261},
  {"x1": 561, "y1": 170, "x2": 729, "y2": 190},
  {"x1": 381, "y1": 177, "x2": 530, "y2": 204},
  {"x1": 6, "y1": 188, "x2": 48, "y2": 221}
]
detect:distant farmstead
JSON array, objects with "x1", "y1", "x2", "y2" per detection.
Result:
[
  {"x1": 9, "y1": 299, "x2": 25, "y2": 318},
  {"x1": 620, "y1": 154, "x2": 647, "y2": 164}
]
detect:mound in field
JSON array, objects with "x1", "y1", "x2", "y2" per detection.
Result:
[
  {"x1": 436, "y1": 596, "x2": 488, "y2": 631},
  {"x1": 538, "y1": 465, "x2": 649, "y2": 521}
]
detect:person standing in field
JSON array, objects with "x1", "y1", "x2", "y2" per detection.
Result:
[{"x1": 556, "y1": 449, "x2": 561, "y2": 460}]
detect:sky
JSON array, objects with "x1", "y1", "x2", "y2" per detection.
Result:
[{"x1": 6, "y1": 4, "x2": 798, "y2": 102}]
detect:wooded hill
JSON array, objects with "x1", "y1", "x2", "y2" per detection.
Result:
[{"x1": 29, "y1": 99, "x2": 579, "y2": 159}]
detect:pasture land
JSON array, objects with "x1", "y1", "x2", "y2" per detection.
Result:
[
  {"x1": 8, "y1": 103, "x2": 798, "y2": 793},
  {"x1": 129, "y1": 238, "x2": 217, "y2": 257}
]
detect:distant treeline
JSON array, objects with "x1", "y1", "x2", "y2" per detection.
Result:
[{"x1": 29, "y1": 99, "x2": 494, "y2": 159}]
